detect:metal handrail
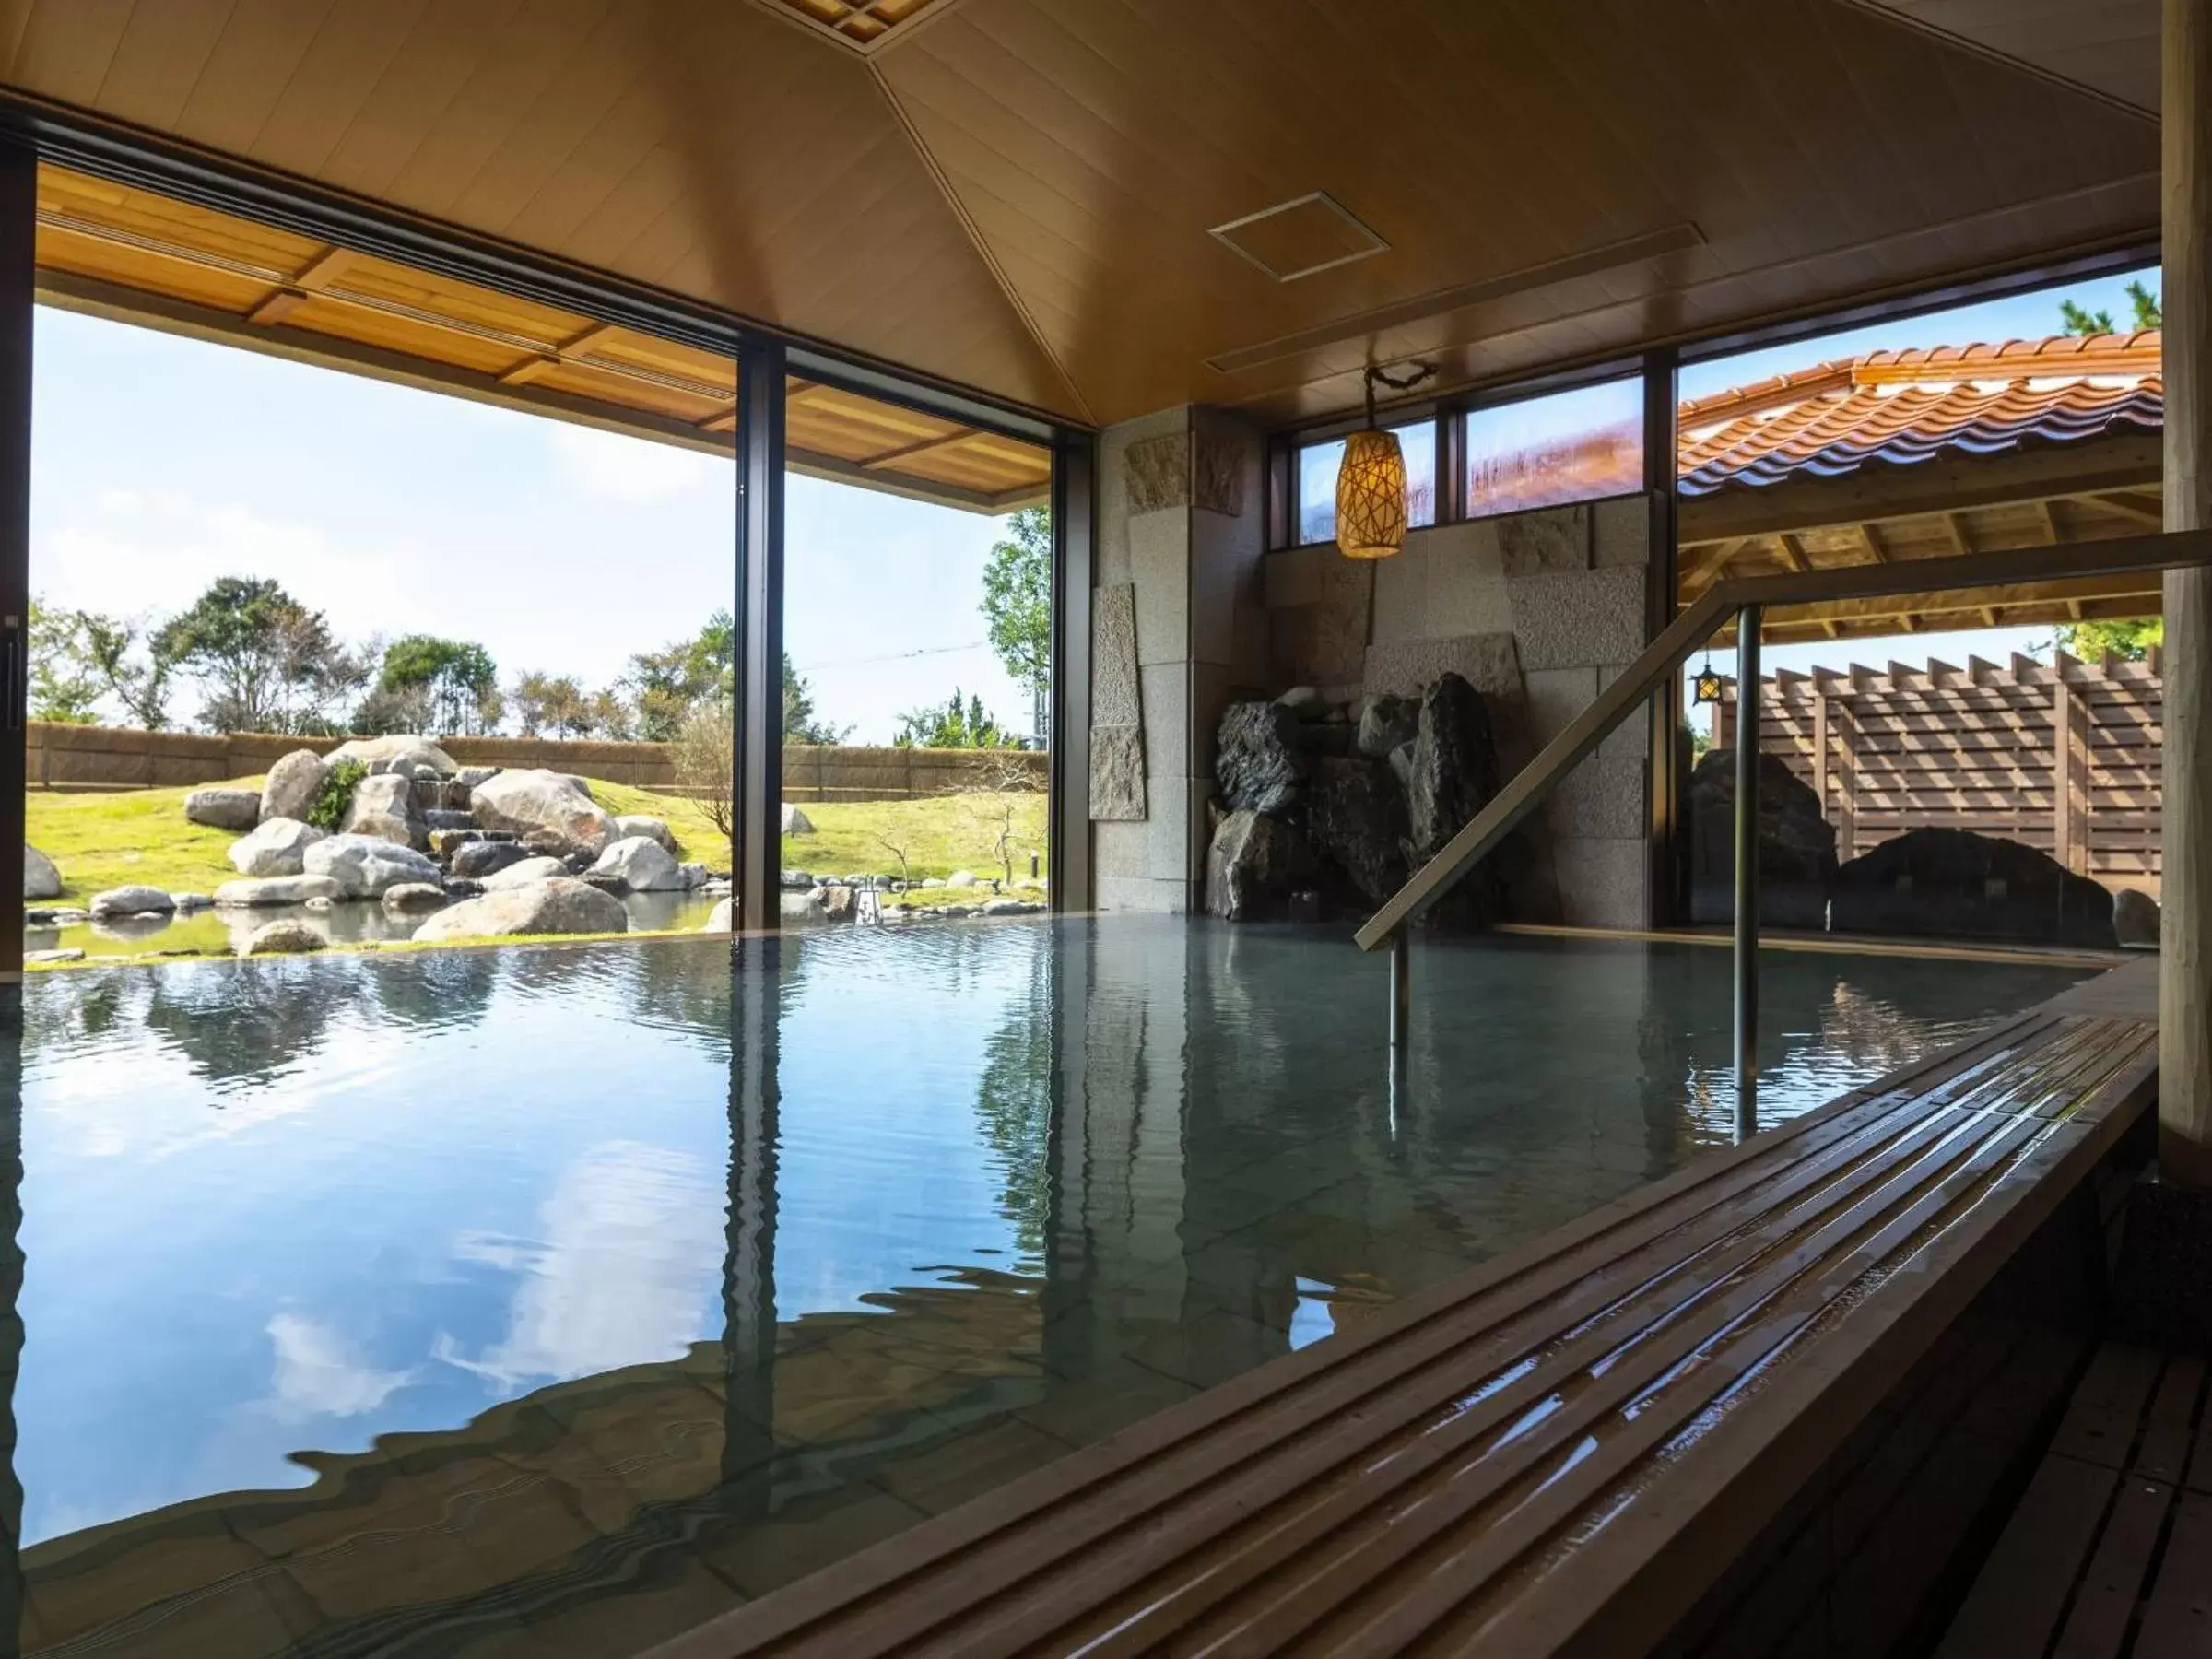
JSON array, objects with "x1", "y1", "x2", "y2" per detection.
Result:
[{"x1": 1361, "y1": 523, "x2": 2212, "y2": 1132}]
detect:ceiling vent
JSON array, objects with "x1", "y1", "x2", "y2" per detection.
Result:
[{"x1": 1209, "y1": 193, "x2": 1389, "y2": 283}]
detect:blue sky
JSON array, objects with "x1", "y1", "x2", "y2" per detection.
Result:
[
  {"x1": 29, "y1": 264, "x2": 2162, "y2": 740},
  {"x1": 29, "y1": 306, "x2": 1032, "y2": 744}
]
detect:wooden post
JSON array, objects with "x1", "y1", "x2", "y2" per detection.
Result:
[
  {"x1": 1812, "y1": 691, "x2": 1830, "y2": 822},
  {"x1": 2164, "y1": 0, "x2": 2212, "y2": 1184},
  {"x1": 1833, "y1": 700, "x2": 1858, "y2": 861},
  {"x1": 2053, "y1": 677, "x2": 2088, "y2": 874}
]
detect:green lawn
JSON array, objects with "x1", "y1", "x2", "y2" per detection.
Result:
[{"x1": 24, "y1": 780, "x2": 1048, "y2": 963}]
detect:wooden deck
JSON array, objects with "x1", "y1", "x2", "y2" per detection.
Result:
[
  {"x1": 644, "y1": 988, "x2": 2159, "y2": 1659},
  {"x1": 1936, "y1": 1339, "x2": 2210, "y2": 1658}
]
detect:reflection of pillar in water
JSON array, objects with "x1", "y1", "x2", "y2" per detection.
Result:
[
  {"x1": 721, "y1": 935, "x2": 781, "y2": 1508},
  {"x1": 1042, "y1": 923, "x2": 1189, "y2": 1381}
]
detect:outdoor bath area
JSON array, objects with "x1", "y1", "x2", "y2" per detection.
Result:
[{"x1": 2, "y1": 915, "x2": 2104, "y2": 1659}]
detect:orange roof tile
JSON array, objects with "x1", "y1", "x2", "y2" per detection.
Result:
[{"x1": 1678, "y1": 330, "x2": 2161, "y2": 497}]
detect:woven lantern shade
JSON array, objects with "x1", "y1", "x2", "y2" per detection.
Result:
[{"x1": 1335, "y1": 427, "x2": 1407, "y2": 559}]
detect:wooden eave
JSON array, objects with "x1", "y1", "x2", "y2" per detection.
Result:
[{"x1": 33, "y1": 164, "x2": 1051, "y2": 516}]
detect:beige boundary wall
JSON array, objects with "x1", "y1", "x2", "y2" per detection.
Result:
[{"x1": 25, "y1": 722, "x2": 1045, "y2": 802}]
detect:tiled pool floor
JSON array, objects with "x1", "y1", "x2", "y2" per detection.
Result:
[{"x1": 0, "y1": 918, "x2": 2096, "y2": 1656}]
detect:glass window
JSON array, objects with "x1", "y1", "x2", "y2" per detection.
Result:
[
  {"x1": 1297, "y1": 418, "x2": 1435, "y2": 545},
  {"x1": 1464, "y1": 379, "x2": 1641, "y2": 519}
]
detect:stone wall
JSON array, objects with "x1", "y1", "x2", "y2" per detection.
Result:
[
  {"x1": 1091, "y1": 407, "x2": 1268, "y2": 912},
  {"x1": 1260, "y1": 494, "x2": 1656, "y2": 928}
]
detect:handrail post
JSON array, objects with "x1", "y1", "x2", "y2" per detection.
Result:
[
  {"x1": 1735, "y1": 604, "x2": 1762, "y2": 1140},
  {"x1": 1389, "y1": 927, "x2": 1411, "y2": 1054}
]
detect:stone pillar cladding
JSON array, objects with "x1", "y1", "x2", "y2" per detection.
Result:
[
  {"x1": 1262, "y1": 495, "x2": 1656, "y2": 928},
  {"x1": 2163, "y1": 0, "x2": 2212, "y2": 1184},
  {"x1": 1091, "y1": 408, "x2": 1269, "y2": 912}
]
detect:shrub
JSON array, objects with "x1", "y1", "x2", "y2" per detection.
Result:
[
  {"x1": 670, "y1": 701, "x2": 735, "y2": 840},
  {"x1": 310, "y1": 759, "x2": 367, "y2": 831}
]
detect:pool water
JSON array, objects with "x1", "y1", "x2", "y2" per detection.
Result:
[{"x1": 0, "y1": 919, "x2": 2094, "y2": 1657}]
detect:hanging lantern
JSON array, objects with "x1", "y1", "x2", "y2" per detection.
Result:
[
  {"x1": 1693, "y1": 653, "x2": 1724, "y2": 706},
  {"x1": 1335, "y1": 427, "x2": 1407, "y2": 559},
  {"x1": 1335, "y1": 361, "x2": 1434, "y2": 560}
]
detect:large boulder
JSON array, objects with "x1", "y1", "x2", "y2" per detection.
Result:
[
  {"x1": 1402, "y1": 673, "x2": 1500, "y2": 865},
  {"x1": 479, "y1": 855, "x2": 572, "y2": 890},
  {"x1": 409, "y1": 877, "x2": 629, "y2": 943},
  {"x1": 324, "y1": 735, "x2": 457, "y2": 776},
  {"x1": 590, "y1": 835, "x2": 683, "y2": 893},
  {"x1": 183, "y1": 787, "x2": 261, "y2": 831},
  {"x1": 450, "y1": 841, "x2": 534, "y2": 881},
  {"x1": 700, "y1": 897, "x2": 735, "y2": 933},
  {"x1": 259, "y1": 749, "x2": 329, "y2": 824},
  {"x1": 244, "y1": 920, "x2": 325, "y2": 956},
  {"x1": 1687, "y1": 749, "x2": 1839, "y2": 930},
  {"x1": 1831, "y1": 829, "x2": 2117, "y2": 949},
  {"x1": 342, "y1": 772, "x2": 423, "y2": 849},
  {"x1": 214, "y1": 874, "x2": 342, "y2": 907},
  {"x1": 1203, "y1": 808, "x2": 1317, "y2": 921},
  {"x1": 381, "y1": 882, "x2": 448, "y2": 912},
  {"x1": 2114, "y1": 888, "x2": 2161, "y2": 950},
  {"x1": 1356, "y1": 694, "x2": 1419, "y2": 760},
  {"x1": 1307, "y1": 757, "x2": 1409, "y2": 907},
  {"x1": 23, "y1": 845, "x2": 60, "y2": 900},
  {"x1": 229, "y1": 817, "x2": 327, "y2": 877},
  {"x1": 615, "y1": 814, "x2": 676, "y2": 853},
  {"x1": 303, "y1": 834, "x2": 442, "y2": 899},
  {"x1": 468, "y1": 769, "x2": 617, "y2": 857},
  {"x1": 781, "y1": 803, "x2": 815, "y2": 835},
  {"x1": 1215, "y1": 701, "x2": 1309, "y2": 815},
  {"x1": 89, "y1": 886, "x2": 174, "y2": 920}
]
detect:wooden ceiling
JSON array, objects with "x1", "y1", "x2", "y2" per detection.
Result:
[
  {"x1": 34, "y1": 163, "x2": 1051, "y2": 512},
  {"x1": 1846, "y1": 0, "x2": 2159, "y2": 113},
  {"x1": 0, "y1": 0, "x2": 2167, "y2": 429}
]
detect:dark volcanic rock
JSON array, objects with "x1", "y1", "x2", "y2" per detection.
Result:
[
  {"x1": 1204, "y1": 808, "x2": 1316, "y2": 920},
  {"x1": 1688, "y1": 749, "x2": 1839, "y2": 929},
  {"x1": 1402, "y1": 673, "x2": 1500, "y2": 864},
  {"x1": 1830, "y1": 828, "x2": 2117, "y2": 948},
  {"x1": 1215, "y1": 701, "x2": 1309, "y2": 815},
  {"x1": 449, "y1": 841, "x2": 533, "y2": 881},
  {"x1": 1307, "y1": 757, "x2": 1408, "y2": 907}
]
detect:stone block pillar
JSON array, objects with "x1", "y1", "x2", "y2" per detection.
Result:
[{"x1": 1091, "y1": 407, "x2": 1266, "y2": 912}]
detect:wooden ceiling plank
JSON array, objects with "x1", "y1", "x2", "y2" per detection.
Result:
[{"x1": 859, "y1": 428, "x2": 978, "y2": 469}]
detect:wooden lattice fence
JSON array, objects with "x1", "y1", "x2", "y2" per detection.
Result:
[{"x1": 1712, "y1": 650, "x2": 2163, "y2": 898}]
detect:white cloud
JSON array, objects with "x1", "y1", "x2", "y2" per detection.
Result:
[
  {"x1": 547, "y1": 422, "x2": 722, "y2": 503},
  {"x1": 433, "y1": 1140, "x2": 723, "y2": 1393},
  {"x1": 265, "y1": 1312, "x2": 417, "y2": 1422}
]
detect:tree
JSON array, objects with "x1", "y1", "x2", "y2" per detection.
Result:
[
  {"x1": 152, "y1": 576, "x2": 369, "y2": 735},
  {"x1": 2061, "y1": 279, "x2": 2161, "y2": 336},
  {"x1": 369, "y1": 634, "x2": 501, "y2": 735},
  {"x1": 82, "y1": 613, "x2": 172, "y2": 730},
  {"x1": 510, "y1": 671, "x2": 591, "y2": 738},
  {"x1": 2054, "y1": 617, "x2": 2162, "y2": 661},
  {"x1": 893, "y1": 687, "x2": 1018, "y2": 749},
  {"x1": 783, "y1": 653, "x2": 847, "y2": 745},
  {"x1": 27, "y1": 598, "x2": 107, "y2": 724},
  {"x1": 981, "y1": 506, "x2": 1052, "y2": 744},
  {"x1": 585, "y1": 686, "x2": 635, "y2": 741},
  {"x1": 629, "y1": 611, "x2": 734, "y2": 742}
]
